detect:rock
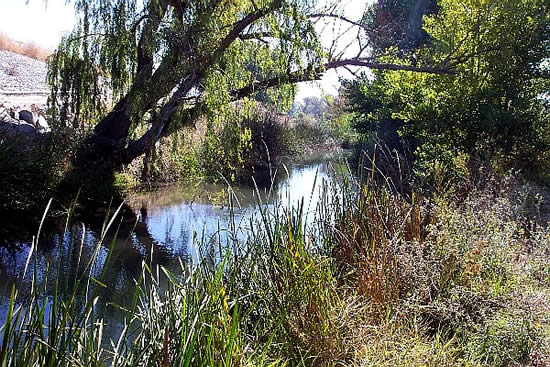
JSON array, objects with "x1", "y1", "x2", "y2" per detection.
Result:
[
  {"x1": 0, "y1": 119, "x2": 15, "y2": 135},
  {"x1": 15, "y1": 122, "x2": 36, "y2": 135},
  {"x1": 36, "y1": 116, "x2": 50, "y2": 132},
  {"x1": 0, "y1": 50, "x2": 48, "y2": 92},
  {"x1": 5, "y1": 108, "x2": 50, "y2": 132},
  {"x1": 0, "y1": 117, "x2": 42, "y2": 144},
  {"x1": 18, "y1": 110, "x2": 36, "y2": 125}
]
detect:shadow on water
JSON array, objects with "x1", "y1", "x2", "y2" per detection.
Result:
[{"x1": 0, "y1": 151, "x2": 350, "y2": 337}]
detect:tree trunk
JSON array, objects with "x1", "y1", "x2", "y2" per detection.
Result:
[
  {"x1": 56, "y1": 97, "x2": 137, "y2": 198},
  {"x1": 78, "y1": 97, "x2": 132, "y2": 168}
]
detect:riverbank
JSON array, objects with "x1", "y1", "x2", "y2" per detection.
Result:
[
  {"x1": 112, "y1": 109, "x2": 349, "y2": 193},
  {"x1": 1, "y1": 160, "x2": 548, "y2": 366},
  {"x1": 0, "y1": 96, "x2": 350, "y2": 217}
]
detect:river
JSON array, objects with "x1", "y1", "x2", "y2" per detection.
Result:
[{"x1": 0, "y1": 152, "x2": 349, "y2": 336}]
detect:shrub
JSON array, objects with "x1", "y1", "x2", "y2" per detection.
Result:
[
  {"x1": 0, "y1": 137, "x2": 58, "y2": 211},
  {"x1": 466, "y1": 313, "x2": 542, "y2": 366}
]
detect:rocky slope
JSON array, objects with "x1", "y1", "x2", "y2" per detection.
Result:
[
  {"x1": 0, "y1": 50, "x2": 50, "y2": 134},
  {"x1": 0, "y1": 50, "x2": 48, "y2": 109},
  {"x1": 0, "y1": 50, "x2": 48, "y2": 91}
]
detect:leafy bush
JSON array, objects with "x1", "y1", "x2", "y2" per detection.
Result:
[
  {"x1": 346, "y1": 0, "x2": 550, "y2": 180},
  {"x1": 0, "y1": 130, "x2": 72, "y2": 212},
  {"x1": 200, "y1": 110, "x2": 253, "y2": 181},
  {"x1": 123, "y1": 104, "x2": 333, "y2": 184}
]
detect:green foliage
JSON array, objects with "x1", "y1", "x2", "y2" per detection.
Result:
[
  {"x1": 347, "y1": 0, "x2": 550, "y2": 179},
  {"x1": 414, "y1": 145, "x2": 472, "y2": 197},
  {"x1": 47, "y1": 33, "x2": 109, "y2": 129},
  {"x1": 175, "y1": 144, "x2": 203, "y2": 182},
  {"x1": 322, "y1": 94, "x2": 358, "y2": 148},
  {"x1": 466, "y1": 313, "x2": 541, "y2": 366},
  {"x1": 201, "y1": 108, "x2": 254, "y2": 181},
  {"x1": 344, "y1": 74, "x2": 397, "y2": 136},
  {"x1": 120, "y1": 102, "x2": 344, "y2": 184},
  {"x1": 0, "y1": 141, "x2": 50, "y2": 211},
  {"x1": 0, "y1": 131, "x2": 74, "y2": 212},
  {"x1": 113, "y1": 172, "x2": 139, "y2": 191},
  {"x1": 47, "y1": 0, "x2": 323, "y2": 129},
  {"x1": 400, "y1": 0, "x2": 548, "y2": 160}
]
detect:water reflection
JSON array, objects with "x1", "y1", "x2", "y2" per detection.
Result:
[{"x1": 0, "y1": 152, "x2": 347, "y2": 329}]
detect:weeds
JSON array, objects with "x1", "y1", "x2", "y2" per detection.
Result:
[{"x1": 0, "y1": 161, "x2": 548, "y2": 366}]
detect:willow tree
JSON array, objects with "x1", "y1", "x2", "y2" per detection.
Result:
[{"x1": 47, "y1": 0, "x2": 456, "y2": 173}]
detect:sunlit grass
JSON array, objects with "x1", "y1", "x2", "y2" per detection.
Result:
[{"x1": 0, "y1": 162, "x2": 548, "y2": 366}]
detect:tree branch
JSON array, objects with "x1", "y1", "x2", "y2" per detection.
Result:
[
  {"x1": 309, "y1": 13, "x2": 366, "y2": 30},
  {"x1": 238, "y1": 32, "x2": 290, "y2": 42},
  {"x1": 230, "y1": 58, "x2": 455, "y2": 100},
  {"x1": 125, "y1": 1, "x2": 284, "y2": 162}
]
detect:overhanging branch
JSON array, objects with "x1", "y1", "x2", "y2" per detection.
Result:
[
  {"x1": 231, "y1": 58, "x2": 455, "y2": 99},
  {"x1": 309, "y1": 13, "x2": 366, "y2": 30}
]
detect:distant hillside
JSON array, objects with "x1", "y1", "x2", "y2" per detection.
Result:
[{"x1": 0, "y1": 33, "x2": 51, "y2": 61}]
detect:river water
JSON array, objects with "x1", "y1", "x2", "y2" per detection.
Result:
[{"x1": 0, "y1": 152, "x2": 348, "y2": 333}]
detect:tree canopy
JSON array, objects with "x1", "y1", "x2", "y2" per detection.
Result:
[
  {"x1": 47, "y1": 0, "x2": 474, "y2": 170},
  {"x1": 347, "y1": 0, "x2": 550, "y2": 171}
]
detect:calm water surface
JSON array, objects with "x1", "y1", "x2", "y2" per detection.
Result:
[{"x1": 0, "y1": 153, "x2": 348, "y2": 333}]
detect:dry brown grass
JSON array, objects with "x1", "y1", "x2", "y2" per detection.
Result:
[{"x1": 0, "y1": 33, "x2": 51, "y2": 61}]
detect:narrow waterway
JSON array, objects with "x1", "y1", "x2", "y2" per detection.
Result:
[{"x1": 0, "y1": 152, "x2": 349, "y2": 335}]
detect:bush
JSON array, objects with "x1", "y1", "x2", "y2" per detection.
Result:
[
  {"x1": 0, "y1": 133, "x2": 65, "y2": 211},
  {"x1": 125, "y1": 105, "x2": 304, "y2": 184}
]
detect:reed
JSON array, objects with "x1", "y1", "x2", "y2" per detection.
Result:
[{"x1": 0, "y1": 161, "x2": 547, "y2": 366}]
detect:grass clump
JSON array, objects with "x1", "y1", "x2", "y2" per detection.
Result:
[
  {"x1": 0, "y1": 162, "x2": 548, "y2": 366},
  {"x1": 466, "y1": 313, "x2": 542, "y2": 366}
]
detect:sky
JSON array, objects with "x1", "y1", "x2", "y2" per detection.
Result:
[
  {"x1": 296, "y1": 0, "x2": 370, "y2": 100},
  {"x1": 0, "y1": 0, "x2": 75, "y2": 50},
  {"x1": 0, "y1": 0, "x2": 370, "y2": 101}
]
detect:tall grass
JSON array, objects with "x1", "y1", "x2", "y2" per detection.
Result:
[{"x1": 1, "y1": 161, "x2": 548, "y2": 366}]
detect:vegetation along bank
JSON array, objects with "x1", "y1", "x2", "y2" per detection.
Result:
[{"x1": 0, "y1": 0, "x2": 548, "y2": 365}]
